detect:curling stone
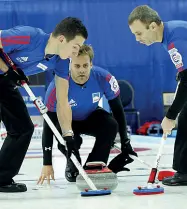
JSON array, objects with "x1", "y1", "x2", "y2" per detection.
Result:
[{"x1": 76, "y1": 161, "x2": 118, "y2": 191}]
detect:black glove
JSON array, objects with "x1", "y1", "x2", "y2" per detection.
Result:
[
  {"x1": 58, "y1": 140, "x2": 81, "y2": 163},
  {"x1": 121, "y1": 140, "x2": 138, "y2": 157},
  {"x1": 63, "y1": 135, "x2": 80, "y2": 158},
  {"x1": 4, "y1": 68, "x2": 29, "y2": 86},
  {"x1": 57, "y1": 143, "x2": 67, "y2": 156},
  {"x1": 108, "y1": 153, "x2": 134, "y2": 173},
  {"x1": 108, "y1": 140, "x2": 137, "y2": 173}
]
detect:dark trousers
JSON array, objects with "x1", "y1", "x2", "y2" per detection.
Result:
[
  {"x1": 173, "y1": 102, "x2": 187, "y2": 173},
  {"x1": 44, "y1": 108, "x2": 118, "y2": 165},
  {"x1": 0, "y1": 75, "x2": 34, "y2": 185},
  {"x1": 72, "y1": 108, "x2": 118, "y2": 164}
]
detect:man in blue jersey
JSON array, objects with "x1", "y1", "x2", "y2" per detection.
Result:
[
  {"x1": 37, "y1": 44, "x2": 137, "y2": 184},
  {"x1": 128, "y1": 5, "x2": 187, "y2": 186},
  {"x1": 0, "y1": 17, "x2": 88, "y2": 192}
]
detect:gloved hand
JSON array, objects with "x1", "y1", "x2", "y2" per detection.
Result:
[
  {"x1": 108, "y1": 153, "x2": 134, "y2": 173},
  {"x1": 121, "y1": 140, "x2": 138, "y2": 157},
  {"x1": 4, "y1": 67, "x2": 29, "y2": 86},
  {"x1": 63, "y1": 135, "x2": 75, "y2": 158},
  {"x1": 108, "y1": 139, "x2": 137, "y2": 173},
  {"x1": 57, "y1": 143, "x2": 67, "y2": 156},
  {"x1": 58, "y1": 139, "x2": 81, "y2": 162}
]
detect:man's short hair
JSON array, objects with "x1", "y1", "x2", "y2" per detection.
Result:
[
  {"x1": 78, "y1": 44, "x2": 94, "y2": 62},
  {"x1": 128, "y1": 5, "x2": 162, "y2": 27},
  {"x1": 52, "y1": 17, "x2": 88, "y2": 41}
]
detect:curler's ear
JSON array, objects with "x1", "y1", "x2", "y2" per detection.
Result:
[{"x1": 58, "y1": 35, "x2": 66, "y2": 43}]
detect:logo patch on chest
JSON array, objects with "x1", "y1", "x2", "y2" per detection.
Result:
[
  {"x1": 69, "y1": 99, "x2": 77, "y2": 107},
  {"x1": 109, "y1": 76, "x2": 119, "y2": 93},
  {"x1": 92, "y1": 92, "x2": 100, "y2": 103},
  {"x1": 36, "y1": 63, "x2": 48, "y2": 71},
  {"x1": 16, "y1": 57, "x2": 28, "y2": 63},
  {"x1": 168, "y1": 47, "x2": 183, "y2": 69}
]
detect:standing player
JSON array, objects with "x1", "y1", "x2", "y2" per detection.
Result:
[
  {"x1": 37, "y1": 44, "x2": 137, "y2": 184},
  {"x1": 128, "y1": 5, "x2": 187, "y2": 186},
  {"x1": 0, "y1": 17, "x2": 88, "y2": 192}
]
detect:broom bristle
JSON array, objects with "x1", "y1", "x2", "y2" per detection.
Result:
[
  {"x1": 158, "y1": 171, "x2": 175, "y2": 181},
  {"x1": 133, "y1": 186, "x2": 164, "y2": 195}
]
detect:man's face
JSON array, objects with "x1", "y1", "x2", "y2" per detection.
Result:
[
  {"x1": 71, "y1": 54, "x2": 92, "y2": 84},
  {"x1": 57, "y1": 35, "x2": 85, "y2": 59},
  {"x1": 129, "y1": 20, "x2": 157, "y2": 46}
]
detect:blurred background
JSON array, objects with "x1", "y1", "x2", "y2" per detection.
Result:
[{"x1": 0, "y1": 0, "x2": 183, "y2": 133}]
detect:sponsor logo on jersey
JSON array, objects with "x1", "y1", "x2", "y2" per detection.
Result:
[
  {"x1": 16, "y1": 57, "x2": 28, "y2": 63},
  {"x1": 36, "y1": 63, "x2": 48, "y2": 71},
  {"x1": 92, "y1": 92, "x2": 100, "y2": 103},
  {"x1": 45, "y1": 147, "x2": 51, "y2": 151},
  {"x1": 109, "y1": 76, "x2": 119, "y2": 93},
  {"x1": 168, "y1": 46, "x2": 183, "y2": 70},
  {"x1": 69, "y1": 99, "x2": 77, "y2": 107}
]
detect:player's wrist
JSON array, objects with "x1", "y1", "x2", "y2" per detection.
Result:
[
  {"x1": 166, "y1": 108, "x2": 178, "y2": 120},
  {"x1": 63, "y1": 130, "x2": 74, "y2": 137},
  {"x1": 43, "y1": 153, "x2": 52, "y2": 165},
  {"x1": 43, "y1": 161, "x2": 52, "y2": 166}
]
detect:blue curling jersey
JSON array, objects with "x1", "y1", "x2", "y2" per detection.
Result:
[
  {"x1": 162, "y1": 21, "x2": 187, "y2": 72},
  {"x1": 0, "y1": 26, "x2": 69, "y2": 79},
  {"x1": 45, "y1": 66, "x2": 120, "y2": 120}
]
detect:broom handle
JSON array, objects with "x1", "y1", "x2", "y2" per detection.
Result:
[{"x1": 154, "y1": 133, "x2": 167, "y2": 169}]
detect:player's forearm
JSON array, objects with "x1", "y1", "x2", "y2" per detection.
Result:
[
  {"x1": 42, "y1": 121, "x2": 54, "y2": 166},
  {"x1": 108, "y1": 95, "x2": 129, "y2": 143},
  {"x1": 56, "y1": 101, "x2": 73, "y2": 135},
  {"x1": 55, "y1": 76, "x2": 72, "y2": 135},
  {"x1": 42, "y1": 139, "x2": 53, "y2": 165},
  {"x1": 42, "y1": 110, "x2": 60, "y2": 165},
  {"x1": 166, "y1": 70, "x2": 187, "y2": 120}
]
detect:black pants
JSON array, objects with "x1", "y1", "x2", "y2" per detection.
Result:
[
  {"x1": 0, "y1": 75, "x2": 34, "y2": 185},
  {"x1": 43, "y1": 108, "x2": 118, "y2": 165},
  {"x1": 173, "y1": 103, "x2": 187, "y2": 173}
]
